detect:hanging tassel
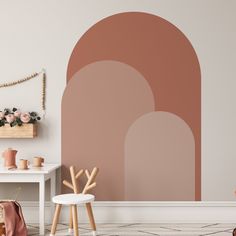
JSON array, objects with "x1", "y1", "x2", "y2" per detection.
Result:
[{"x1": 42, "y1": 68, "x2": 46, "y2": 119}]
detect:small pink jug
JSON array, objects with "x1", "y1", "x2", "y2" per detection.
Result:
[{"x1": 2, "y1": 148, "x2": 17, "y2": 168}]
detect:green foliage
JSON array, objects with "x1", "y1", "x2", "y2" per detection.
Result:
[
  {"x1": 0, "y1": 108, "x2": 41, "y2": 127},
  {"x1": 0, "y1": 120, "x2": 5, "y2": 127}
]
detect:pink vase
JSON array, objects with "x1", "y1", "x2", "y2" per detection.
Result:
[{"x1": 2, "y1": 148, "x2": 17, "y2": 168}]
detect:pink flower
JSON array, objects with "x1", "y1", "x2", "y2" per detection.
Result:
[
  {"x1": 14, "y1": 110, "x2": 21, "y2": 117},
  {"x1": 0, "y1": 111, "x2": 5, "y2": 119},
  {"x1": 6, "y1": 114, "x2": 15, "y2": 123},
  {"x1": 20, "y1": 112, "x2": 31, "y2": 123}
]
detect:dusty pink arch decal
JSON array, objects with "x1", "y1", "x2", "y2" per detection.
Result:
[
  {"x1": 62, "y1": 60, "x2": 155, "y2": 200},
  {"x1": 125, "y1": 111, "x2": 195, "y2": 200},
  {"x1": 63, "y1": 12, "x2": 201, "y2": 200}
]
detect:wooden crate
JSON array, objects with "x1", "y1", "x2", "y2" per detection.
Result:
[{"x1": 0, "y1": 124, "x2": 37, "y2": 138}]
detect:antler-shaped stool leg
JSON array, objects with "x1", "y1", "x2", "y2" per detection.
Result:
[
  {"x1": 50, "y1": 204, "x2": 62, "y2": 236},
  {"x1": 72, "y1": 204, "x2": 79, "y2": 236},
  {"x1": 63, "y1": 167, "x2": 84, "y2": 234},
  {"x1": 86, "y1": 203, "x2": 96, "y2": 235},
  {"x1": 60, "y1": 166, "x2": 98, "y2": 236}
]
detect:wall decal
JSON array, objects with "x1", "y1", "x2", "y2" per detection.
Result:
[
  {"x1": 62, "y1": 12, "x2": 201, "y2": 200},
  {"x1": 125, "y1": 111, "x2": 195, "y2": 200},
  {"x1": 62, "y1": 60, "x2": 155, "y2": 200}
]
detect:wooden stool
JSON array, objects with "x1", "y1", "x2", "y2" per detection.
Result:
[{"x1": 50, "y1": 166, "x2": 99, "y2": 236}]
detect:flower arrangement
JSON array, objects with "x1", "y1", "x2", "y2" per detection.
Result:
[{"x1": 0, "y1": 108, "x2": 41, "y2": 127}]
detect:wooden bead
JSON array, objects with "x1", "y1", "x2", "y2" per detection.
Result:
[{"x1": 0, "y1": 70, "x2": 46, "y2": 115}]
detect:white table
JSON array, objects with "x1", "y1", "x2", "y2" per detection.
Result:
[{"x1": 0, "y1": 163, "x2": 60, "y2": 235}]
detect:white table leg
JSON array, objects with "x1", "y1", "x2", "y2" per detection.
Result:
[
  {"x1": 39, "y1": 176, "x2": 45, "y2": 235},
  {"x1": 50, "y1": 171, "x2": 56, "y2": 219}
]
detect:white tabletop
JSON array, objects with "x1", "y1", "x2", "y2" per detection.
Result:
[{"x1": 0, "y1": 163, "x2": 60, "y2": 174}]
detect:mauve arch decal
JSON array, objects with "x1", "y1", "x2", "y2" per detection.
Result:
[
  {"x1": 62, "y1": 60, "x2": 155, "y2": 200},
  {"x1": 63, "y1": 12, "x2": 201, "y2": 200}
]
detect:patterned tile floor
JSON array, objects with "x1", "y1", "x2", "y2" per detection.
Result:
[{"x1": 27, "y1": 223, "x2": 236, "y2": 236}]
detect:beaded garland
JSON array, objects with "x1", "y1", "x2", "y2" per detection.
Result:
[{"x1": 0, "y1": 69, "x2": 46, "y2": 117}]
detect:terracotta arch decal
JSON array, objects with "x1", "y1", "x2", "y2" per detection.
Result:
[{"x1": 63, "y1": 12, "x2": 201, "y2": 200}]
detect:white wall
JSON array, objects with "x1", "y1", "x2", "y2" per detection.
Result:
[{"x1": 0, "y1": 0, "x2": 235, "y2": 201}]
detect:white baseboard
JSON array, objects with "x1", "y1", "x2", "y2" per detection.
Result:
[{"x1": 20, "y1": 201, "x2": 236, "y2": 224}]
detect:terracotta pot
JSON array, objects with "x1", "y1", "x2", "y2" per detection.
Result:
[{"x1": 2, "y1": 148, "x2": 17, "y2": 168}]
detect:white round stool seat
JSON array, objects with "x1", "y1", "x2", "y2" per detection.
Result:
[{"x1": 52, "y1": 193, "x2": 95, "y2": 205}]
